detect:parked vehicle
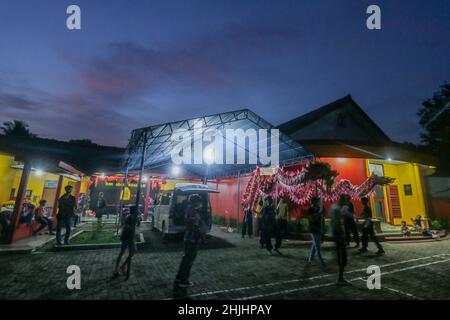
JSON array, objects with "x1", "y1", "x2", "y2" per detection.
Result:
[{"x1": 152, "y1": 183, "x2": 219, "y2": 239}]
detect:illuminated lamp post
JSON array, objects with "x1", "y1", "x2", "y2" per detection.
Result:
[{"x1": 203, "y1": 146, "x2": 214, "y2": 185}]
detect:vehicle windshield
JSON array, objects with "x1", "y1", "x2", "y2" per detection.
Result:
[{"x1": 172, "y1": 192, "x2": 211, "y2": 226}]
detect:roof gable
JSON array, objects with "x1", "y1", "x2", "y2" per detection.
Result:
[{"x1": 278, "y1": 95, "x2": 391, "y2": 144}]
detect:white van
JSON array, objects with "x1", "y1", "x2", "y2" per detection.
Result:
[{"x1": 152, "y1": 183, "x2": 219, "y2": 239}]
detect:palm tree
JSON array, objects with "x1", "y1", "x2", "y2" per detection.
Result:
[{"x1": 0, "y1": 120, "x2": 36, "y2": 139}]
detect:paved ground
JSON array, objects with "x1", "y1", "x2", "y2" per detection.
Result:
[{"x1": 0, "y1": 224, "x2": 449, "y2": 300}]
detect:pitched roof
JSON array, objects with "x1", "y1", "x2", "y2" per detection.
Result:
[
  {"x1": 278, "y1": 95, "x2": 391, "y2": 143},
  {"x1": 301, "y1": 140, "x2": 437, "y2": 166},
  {"x1": 0, "y1": 135, "x2": 124, "y2": 175}
]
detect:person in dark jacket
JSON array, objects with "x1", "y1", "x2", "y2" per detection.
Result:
[
  {"x1": 260, "y1": 196, "x2": 276, "y2": 255},
  {"x1": 330, "y1": 194, "x2": 350, "y2": 285},
  {"x1": 343, "y1": 194, "x2": 360, "y2": 248},
  {"x1": 359, "y1": 197, "x2": 384, "y2": 255},
  {"x1": 241, "y1": 205, "x2": 253, "y2": 238},
  {"x1": 96, "y1": 192, "x2": 107, "y2": 221},
  {"x1": 56, "y1": 185, "x2": 76, "y2": 245},
  {"x1": 174, "y1": 194, "x2": 205, "y2": 288},
  {"x1": 113, "y1": 205, "x2": 137, "y2": 280},
  {"x1": 307, "y1": 197, "x2": 326, "y2": 267}
]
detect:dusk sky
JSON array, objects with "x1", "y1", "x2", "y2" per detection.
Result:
[{"x1": 0, "y1": 0, "x2": 449, "y2": 147}]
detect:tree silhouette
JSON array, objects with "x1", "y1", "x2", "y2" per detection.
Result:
[
  {"x1": 417, "y1": 83, "x2": 450, "y2": 174},
  {"x1": 0, "y1": 120, "x2": 36, "y2": 139}
]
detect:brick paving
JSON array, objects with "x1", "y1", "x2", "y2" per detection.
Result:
[{"x1": 0, "y1": 225, "x2": 449, "y2": 300}]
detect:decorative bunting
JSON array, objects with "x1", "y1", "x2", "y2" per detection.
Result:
[{"x1": 241, "y1": 161, "x2": 390, "y2": 207}]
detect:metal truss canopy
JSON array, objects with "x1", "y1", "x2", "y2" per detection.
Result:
[{"x1": 125, "y1": 109, "x2": 313, "y2": 179}]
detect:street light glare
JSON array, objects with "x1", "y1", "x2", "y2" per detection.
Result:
[
  {"x1": 35, "y1": 169, "x2": 43, "y2": 176},
  {"x1": 203, "y1": 147, "x2": 215, "y2": 165},
  {"x1": 172, "y1": 166, "x2": 181, "y2": 176}
]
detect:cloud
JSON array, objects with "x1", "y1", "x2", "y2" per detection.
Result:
[
  {"x1": 0, "y1": 92, "x2": 36, "y2": 112},
  {"x1": 71, "y1": 24, "x2": 304, "y2": 98}
]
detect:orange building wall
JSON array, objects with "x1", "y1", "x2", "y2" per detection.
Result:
[{"x1": 316, "y1": 157, "x2": 369, "y2": 216}]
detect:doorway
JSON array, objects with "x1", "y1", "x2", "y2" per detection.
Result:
[{"x1": 42, "y1": 180, "x2": 58, "y2": 214}]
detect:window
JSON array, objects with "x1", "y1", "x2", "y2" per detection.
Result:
[
  {"x1": 158, "y1": 193, "x2": 171, "y2": 205},
  {"x1": 44, "y1": 180, "x2": 58, "y2": 188},
  {"x1": 403, "y1": 184, "x2": 413, "y2": 196},
  {"x1": 368, "y1": 163, "x2": 384, "y2": 176}
]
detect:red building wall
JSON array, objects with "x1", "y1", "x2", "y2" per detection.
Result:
[
  {"x1": 209, "y1": 175, "x2": 251, "y2": 223},
  {"x1": 430, "y1": 199, "x2": 450, "y2": 220}
]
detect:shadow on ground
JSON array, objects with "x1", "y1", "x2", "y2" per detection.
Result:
[{"x1": 144, "y1": 229, "x2": 235, "y2": 252}]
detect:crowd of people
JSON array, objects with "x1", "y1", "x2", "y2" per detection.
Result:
[
  {"x1": 133, "y1": 192, "x2": 390, "y2": 289},
  {"x1": 239, "y1": 193, "x2": 385, "y2": 285},
  {"x1": 0, "y1": 185, "x2": 104, "y2": 243},
  {"x1": 0, "y1": 184, "x2": 435, "y2": 289}
]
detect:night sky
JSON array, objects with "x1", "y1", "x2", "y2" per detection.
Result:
[{"x1": 0, "y1": 0, "x2": 449, "y2": 146}]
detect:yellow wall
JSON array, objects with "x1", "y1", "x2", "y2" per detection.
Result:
[
  {"x1": 9, "y1": 169, "x2": 60, "y2": 205},
  {"x1": 0, "y1": 154, "x2": 89, "y2": 206},
  {"x1": 368, "y1": 160, "x2": 427, "y2": 225},
  {"x1": 0, "y1": 154, "x2": 16, "y2": 204},
  {"x1": 80, "y1": 176, "x2": 89, "y2": 194}
]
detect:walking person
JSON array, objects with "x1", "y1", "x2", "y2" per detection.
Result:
[
  {"x1": 343, "y1": 194, "x2": 360, "y2": 248},
  {"x1": 33, "y1": 200, "x2": 54, "y2": 235},
  {"x1": 73, "y1": 193, "x2": 85, "y2": 228},
  {"x1": 274, "y1": 198, "x2": 288, "y2": 254},
  {"x1": 56, "y1": 185, "x2": 76, "y2": 245},
  {"x1": 136, "y1": 191, "x2": 145, "y2": 226},
  {"x1": 358, "y1": 197, "x2": 385, "y2": 255},
  {"x1": 241, "y1": 205, "x2": 253, "y2": 238},
  {"x1": 112, "y1": 205, "x2": 138, "y2": 280},
  {"x1": 307, "y1": 197, "x2": 326, "y2": 267},
  {"x1": 96, "y1": 192, "x2": 107, "y2": 221},
  {"x1": 260, "y1": 196, "x2": 276, "y2": 255},
  {"x1": 255, "y1": 199, "x2": 265, "y2": 248},
  {"x1": 174, "y1": 194, "x2": 205, "y2": 288},
  {"x1": 330, "y1": 195, "x2": 350, "y2": 285}
]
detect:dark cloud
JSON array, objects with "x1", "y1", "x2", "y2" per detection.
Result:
[
  {"x1": 72, "y1": 24, "x2": 304, "y2": 98},
  {"x1": 0, "y1": 92, "x2": 36, "y2": 112}
]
